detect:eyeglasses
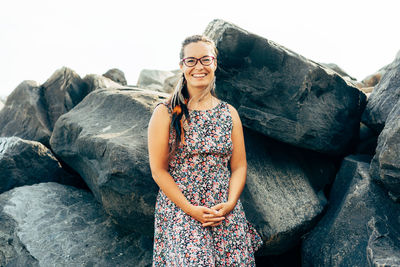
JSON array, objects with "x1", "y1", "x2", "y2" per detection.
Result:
[{"x1": 181, "y1": 56, "x2": 215, "y2": 67}]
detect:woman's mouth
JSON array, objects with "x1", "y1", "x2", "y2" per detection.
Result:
[{"x1": 192, "y1": 73, "x2": 207, "y2": 78}]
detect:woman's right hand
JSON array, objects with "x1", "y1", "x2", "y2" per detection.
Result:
[{"x1": 188, "y1": 205, "x2": 225, "y2": 227}]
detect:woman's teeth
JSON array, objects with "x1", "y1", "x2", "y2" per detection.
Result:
[{"x1": 192, "y1": 74, "x2": 206, "y2": 78}]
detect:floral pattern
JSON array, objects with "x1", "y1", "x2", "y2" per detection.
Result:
[{"x1": 153, "y1": 100, "x2": 263, "y2": 266}]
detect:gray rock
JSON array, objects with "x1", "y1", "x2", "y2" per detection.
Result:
[
  {"x1": 41, "y1": 67, "x2": 90, "y2": 132},
  {"x1": 355, "y1": 123, "x2": 378, "y2": 155},
  {"x1": 204, "y1": 19, "x2": 367, "y2": 155},
  {"x1": 50, "y1": 88, "x2": 168, "y2": 235},
  {"x1": 137, "y1": 69, "x2": 176, "y2": 91},
  {"x1": 302, "y1": 155, "x2": 400, "y2": 266},
  {"x1": 0, "y1": 81, "x2": 51, "y2": 147},
  {"x1": 370, "y1": 99, "x2": 400, "y2": 200},
  {"x1": 0, "y1": 136, "x2": 83, "y2": 194},
  {"x1": 320, "y1": 62, "x2": 356, "y2": 81},
  {"x1": 362, "y1": 50, "x2": 400, "y2": 132},
  {"x1": 103, "y1": 68, "x2": 128, "y2": 86},
  {"x1": 0, "y1": 182, "x2": 152, "y2": 267},
  {"x1": 0, "y1": 98, "x2": 4, "y2": 111},
  {"x1": 367, "y1": 217, "x2": 400, "y2": 267},
  {"x1": 241, "y1": 128, "x2": 336, "y2": 255},
  {"x1": 83, "y1": 74, "x2": 125, "y2": 92},
  {"x1": 162, "y1": 71, "x2": 182, "y2": 93}
]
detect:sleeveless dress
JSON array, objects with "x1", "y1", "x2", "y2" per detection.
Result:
[{"x1": 152, "y1": 100, "x2": 263, "y2": 266}]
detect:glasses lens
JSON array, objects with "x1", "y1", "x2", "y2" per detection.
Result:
[
  {"x1": 200, "y1": 56, "x2": 213, "y2": 66},
  {"x1": 183, "y1": 58, "x2": 197, "y2": 67}
]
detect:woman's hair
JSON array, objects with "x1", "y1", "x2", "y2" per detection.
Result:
[{"x1": 167, "y1": 35, "x2": 219, "y2": 155}]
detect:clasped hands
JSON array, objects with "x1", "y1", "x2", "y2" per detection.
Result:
[{"x1": 188, "y1": 201, "x2": 235, "y2": 227}]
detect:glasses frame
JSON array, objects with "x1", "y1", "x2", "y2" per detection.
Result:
[{"x1": 181, "y1": 55, "x2": 216, "y2": 67}]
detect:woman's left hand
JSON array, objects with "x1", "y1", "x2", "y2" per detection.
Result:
[{"x1": 202, "y1": 201, "x2": 236, "y2": 227}]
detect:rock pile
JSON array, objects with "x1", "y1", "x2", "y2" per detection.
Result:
[{"x1": 0, "y1": 19, "x2": 399, "y2": 266}]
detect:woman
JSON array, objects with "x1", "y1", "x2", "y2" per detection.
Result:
[{"x1": 148, "y1": 35, "x2": 263, "y2": 266}]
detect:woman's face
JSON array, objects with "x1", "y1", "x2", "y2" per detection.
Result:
[{"x1": 180, "y1": 41, "x2": 217, "y2": 92}]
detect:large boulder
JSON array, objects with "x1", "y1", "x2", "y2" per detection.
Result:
[
  {"x1": 302, "y1": 155, "x2": 400, "y2": 266},
  {"x1": 0, "y1": 182, "x2": 152, "y2": 266},
  {"x1": 0, "y1": 67, "x2": 93, "y2": 148},
  {"x1": 0, "y1": 98, "x2": 4, "y2": 111},
  {"x1": 83, "y1": 74, "x2": 125, "y2": 92},
  {"x1": 0, "y1": 136, "x2": 83, "y2": 194},
  {"x1": 0, "y1": 81, "x2": 51, "y2": 146},
  {"x1": 137, "y1": 69, "x2": 176, "y2": 91},
  {"x1": 41, "y1": 66, "x2": 90, "y2": 131},
  {"x1": 362, "y1": 50, "x2": 400, "y2": 132},
  {"x1": 241, "y1": 128, "x2": 336, "y2": 255},
  {"x1": 50, "y1": 88, "x2": 168, "y2": 235},
  {"x1": 204, "y1": 19, "x2": 367, "y2": 155},
  {"x1": 370, "y1": 100, "x2": 400, "y2": 201},
  {"x1": 103, "y1": 68, "x2": 128, "y2": 86},
  {"x1": 162, "y1": 70, "x2": 182, "y2": 93}
]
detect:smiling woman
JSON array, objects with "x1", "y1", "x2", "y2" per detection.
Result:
[{"x1": 147, "y1": 35, "x2": 263, "y2": 266}]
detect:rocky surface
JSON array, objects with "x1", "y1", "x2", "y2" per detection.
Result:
[
  {"x1": 204, "y1": 19, "x2": 367, "y2": 155},
  {"x1": 0, "y1": 136, "x2": 79, "y2": 194},
  {"x1": 362, "y1": 51, "x2": 400, "y2": 132},
  {"x1": 320, "y1": 62, "x2": 356, "y2": 81},
  {"x1": 0, "y1": 182, "x2": 152, "y2": 267},
  {"x1": 103, "y1": 68, "x2": 128, "y2": 86},
  {"x1": 137, "y1": 69, "x2": 176, "y2": 91},
  {"x1": 0, "y1": 80, "x2": 52, "y2": 147},
  {"x1": 241, "y1": 128, "x2": 336, "y2": 255},
  {"x1": 370, "y1": 100, "x2": 400, "y2": 201},
  {"x1": 0, "y1": 98, "x2": 4, "y2": 111},
  {"x1": 83, "y1": 73, "x2": 124, "y2": 92},
  {"x1": 302, "y1": 155, "x2": 400, "y2": 266},
  {"x1": 162, "y1": 70, "x2": 182, "y2": 93},
  {"x1": 50, "y1": 88, "x2": 168, "y2": 235}
]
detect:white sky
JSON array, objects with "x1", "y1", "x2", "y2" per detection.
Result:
[{"x1": 1, "y1": 0, "x2": 399, "y2": 98}]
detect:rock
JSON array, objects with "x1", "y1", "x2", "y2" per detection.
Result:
[
  {"x1": 0, "y1": 182, "x2": 152, "y2": 266},
  {"x1": 137, "y1": 69, "x2": 176, "y2": 91},
  {"x1": 162, "y1": 70, "x2": 182, "y2": 93},
  {"x1": 204, "y1": 19, "x2": 367, "y2": 155},
  {"x1": 0, "y1": 98, "x2": 4, "y2": 111},
  {"x1": 367, "y1": 217, "x2": 400, "y2": 266},
  {"x1": 370, "y1": 100, "x2": 400, "y2": 200},
  {"x1": 355, "y1": 123, "x2": 378, "y2": 155},
  {"x1": 240, "y1": 128, "x2": 336, "y2": 255},
  {"x1": 320, "y1": 62, "x2": 356, "y2": 81},
  {"x1": 0, "y1": 136, "x2": 84, "y2": 194},
  {"x1": 103, "y1": 68, "x2": 128, "y2": 86},
  {"x1": 50, "y1": 88, "x2": 168, "y2": 235},
  {"x1": 41, "y1": 66, "x2": 90, "y2": 131},
  {"x1": 0, "y1": 80, "x2": 52, "y2": 147},
  {"x1": 302, "y1": 155, "x2": 400, "y2": 266},
  {"x1": 362, "y1": 50, "x2": 400, "y2": 132},
  {"x1": 83, "y1": 74, "x2": 125, "y2": 92}
]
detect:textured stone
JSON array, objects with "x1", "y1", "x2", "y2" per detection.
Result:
[
  {"x1": 137, "y1": 69, "x2": 176, "y2": 91},
  {"x1": 241, "y1": 128, "x2": 336, "y2": 255},
  {"x1": 362, "y1": 50, "x2": 400, "y2": 132},
  {"x1": 50, "y1": 88, "x2": 168, "y2": 235},
  {"x1": 370, "y1": 100, "x2": 400, "y2": 200},
  {"x1": 302, "y1": 155, "x2": 400, "y2": 267},
  {"x1": 103, "y1": 68, "x2": 128, "y2": 86},
  {"x1": 0, "y1": 182, "x2": 152, "y2": 266},
  {"x1": 204, "y1": 19, "x2": 366, "y2": 155},
  {"x1": 83, "y1": 74, "x2": 124, "y2": 92},
  {"x1": 0, "y1": 81, "x2": 51, "y2": 146}
]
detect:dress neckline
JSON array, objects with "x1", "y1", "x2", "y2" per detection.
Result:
[{"x1": 188, "y1": 100, "x2": 222, "y2": 112}]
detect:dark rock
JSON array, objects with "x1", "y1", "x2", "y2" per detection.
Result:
[
  {"x1": 370, "y1": 100, "x2": 400, "y2": 200},
  {"x1": 50, "y1": 88, "x2": 168, "y2": 235},
  {"x1": 241, "y1": 128, "x2": 336, "y2": 255},
  {"x1": 0, "y1": 98, "x2": 4, "y2": 111},
  {"x1": 362, "y1": 51, "x2": 400, "y2": 132},
  {"x1": 320, "y1": 62, "x2": 356, "y2": 81},
  {"x1": 41, "y1": 66, "x2": 90, "y2": 131},
  {"x1": 355, "y1": 123, "x2": 378, "y2": 156},
  {"x1": 103, "y1": 68, "x2": 128, "y2": 86},
  {"x1": 0, "y1": 81, "x2": 51, "y2": 147},
  {"x1": 367, "y1": 216, "x2": 400, "y2": 266},
  {"x1": 0, "y1": 182, "x2": 152, "y2": 266},
  {"x1": 83, "y1": 73, "x2": 124, "y2": 92},
  {"x1": 0, "y1": 136, "x2": 82, "y2": 193},
  {"x1": 302, "y1": 155, "x2": 400, "y2": 266},
  {"x1": 204, "y1": 19, "x2": 367, "y2": 155},
  {"x1": 137, "y1": 69, "x2": 176, "y2": 91}
]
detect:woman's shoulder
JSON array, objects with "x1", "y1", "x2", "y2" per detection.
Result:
[{"x1": 154, "y1": 100, "x2": 172, "y2": 114}]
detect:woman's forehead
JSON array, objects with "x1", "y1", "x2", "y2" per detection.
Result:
[{"x1": 183, "y1": 42, "x2": 214, "y2": 57}]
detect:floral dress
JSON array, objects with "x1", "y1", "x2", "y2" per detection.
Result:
[{"x1": 152, "y1": 100, "x2": 263, "y2": 266}]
